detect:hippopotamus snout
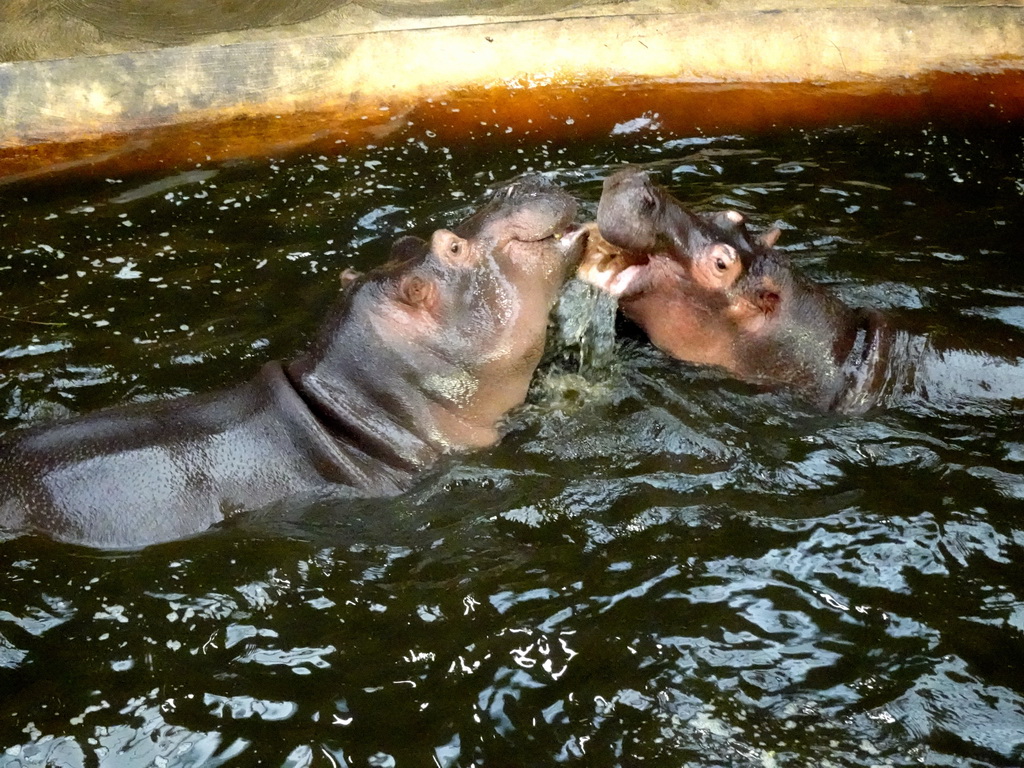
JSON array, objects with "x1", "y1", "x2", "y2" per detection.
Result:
[
  {"x1": 455, "y1": 175, "x2": 580, "y2": 246},
  {"x1": 596, "y1": 168, "x2": 668, "y2": 252}
]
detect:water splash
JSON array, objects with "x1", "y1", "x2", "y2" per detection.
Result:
[{"x1": 550, "y1": 278, "x2": 619, "y2": 375}]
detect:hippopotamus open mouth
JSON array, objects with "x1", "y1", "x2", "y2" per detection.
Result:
[{"x1": 577, "y1": 167, "x2": 757, "y2": 300}]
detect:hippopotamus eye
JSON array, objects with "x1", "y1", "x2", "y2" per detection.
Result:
[
  {"x1": 702, "y1": 243, "x2": 740, "y2": 285},
  {"x1": 432, "y1": 229, "x2": 472, "y2": 266}
]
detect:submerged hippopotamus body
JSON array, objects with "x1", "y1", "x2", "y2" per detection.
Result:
[
  {"x1": 1, "y1": 176, "x2": 587, "y2": 548},
  {"x1": 579, "y1": 167, "x2": 1024, "y2": 412}
]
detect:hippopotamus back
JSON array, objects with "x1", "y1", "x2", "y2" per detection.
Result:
[{"x1": 0, "y1": 362, "x2": 405, "y2": 547}]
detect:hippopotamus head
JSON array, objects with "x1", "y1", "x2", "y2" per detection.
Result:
[
  {"x1": 290, "y1": 175, "x2": 587, "y2": 465},
  {"x1": 578, "y1": 167, "x2": 771, "y2": 371},
  {"x1": 579, "y1": 167, "x2": 875, "y2": 409}
]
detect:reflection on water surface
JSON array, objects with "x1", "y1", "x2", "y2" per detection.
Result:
[{"x1": 1, "y1": 112, "x2": 1023, "y2": 766}]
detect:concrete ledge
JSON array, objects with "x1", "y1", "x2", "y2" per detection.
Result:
[{"x1": 1, "y1": 6, "x2": 1022, "y2": 181}]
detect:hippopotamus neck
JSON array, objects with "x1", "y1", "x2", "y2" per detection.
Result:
[
  {"x1": 738, "y1": 278, "x2": 864, "y2": 408},
  {"x1": 826, "y1": 309, "x2": 895, "y2": 412},
  {"x1": 285, "y1": 355, "x2": 444, "y2": 477}
]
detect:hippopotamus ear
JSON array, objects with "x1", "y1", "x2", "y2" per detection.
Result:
[
  {"x1": 397, "y1": 274, "x2": 438, "y2": 309},
  {"x1": 339, "y1": 268, "x2": 363, "y2": 290},
  {"x1": 757, "y1": 228, "x2": 782, "y2": 248}
]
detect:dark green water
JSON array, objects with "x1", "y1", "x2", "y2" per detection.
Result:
[{"x1": 1, "y1": 111, "x2": 1023, "y2": 767}]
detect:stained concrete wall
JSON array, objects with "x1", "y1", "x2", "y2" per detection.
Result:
[{"x1": 1, "y1": 2, "x2": 1022, "y2": 182}]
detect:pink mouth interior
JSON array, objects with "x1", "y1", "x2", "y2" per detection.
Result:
[
  {"x1": 608, "y1": 263, "x2": 643, "y2": 296},
  {"x1": 579, "y1": 249, "x2": 653, "y2": 296}
]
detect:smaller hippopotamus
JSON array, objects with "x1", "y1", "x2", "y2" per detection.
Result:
[
  {"x1": 578, "y1": 167, "x2": 1024, "y2": 412},
  {"x1": 0, "y1": 176, "x2": 588, "y2": 549}
]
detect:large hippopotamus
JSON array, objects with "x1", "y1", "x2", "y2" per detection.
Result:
[
  {"x1": 0, "y1": 176, "x2": 588, "y2": 548},
  {"x1": 578, "y1": 167, "x2": 1024, "y2": 412}
]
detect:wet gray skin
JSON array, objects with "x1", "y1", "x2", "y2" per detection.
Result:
[
  {"x1": 579, "y1": 166, "x2": 1024, "y2": 412},
  {"x1": 0, "y1": 175, "x2": 586, "y2": 549}
]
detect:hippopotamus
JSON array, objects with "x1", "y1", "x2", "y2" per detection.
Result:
[
  {"x1": 0, "y1": 176, "x2": 588, "y2": 549},
  {"x1": 578, "y1": 166, "x2": 1024, "y2": 412}
]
